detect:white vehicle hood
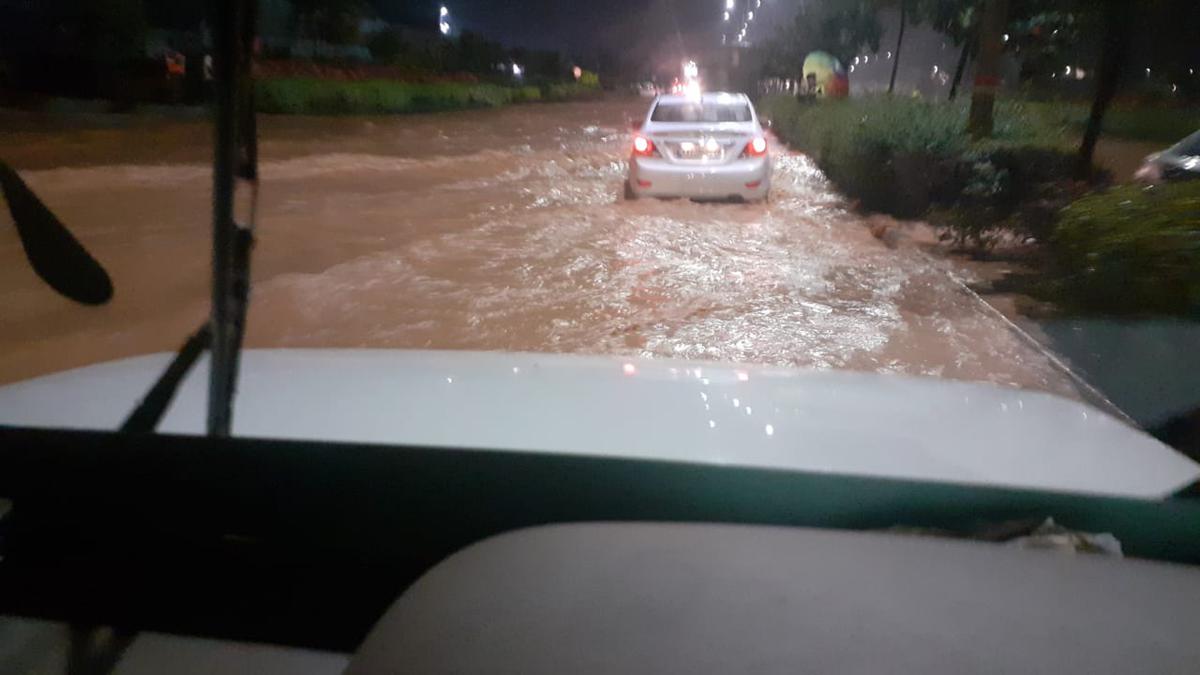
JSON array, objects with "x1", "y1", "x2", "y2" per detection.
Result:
[{"x1": 1, "y1": 349, "x2": 1196, "y2": 499}]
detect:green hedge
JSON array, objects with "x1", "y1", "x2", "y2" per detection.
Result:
[
  {"x1": 1049, "y1": 181, "x2": 1200, "y2": 314},
  {"x1": 541, "y1": 81, "x2": 602, "y2": 102},
  {"x1": 256, "y1": 79, "x2": 542, "y2": 115},
  {"x1": 760, "y1": 95, "x2": 1078, "y2": 241}
]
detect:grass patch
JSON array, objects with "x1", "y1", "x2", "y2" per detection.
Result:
[
  {"x1": 256, "y1": 79, "x2": 545, "y2": 115},
  {"x1": 1046, "y1": 181, "x2": 1200, "y2": 315},
  {"x1": 1020, "y1": 101, "x2": 1200, "y2": 144}
]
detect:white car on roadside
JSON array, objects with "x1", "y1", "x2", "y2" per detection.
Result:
[{"x1": 626, "y1": 92, "x2": 771, "y2": 202}]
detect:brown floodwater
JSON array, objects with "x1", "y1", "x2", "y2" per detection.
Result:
[{"x1": 0, "y1": 100, "x2": 1078, "y2": 398}]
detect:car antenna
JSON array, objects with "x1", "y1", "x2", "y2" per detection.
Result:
[
  {"x1": 122, "y1": 0, "x2": 258, "y2": 435},
  {"x1": 0, "y1": 161, "x2": 114, "y2": 305}
]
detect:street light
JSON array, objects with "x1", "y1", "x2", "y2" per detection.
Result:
[
  {"x1": 726, "y1": 0, "x2": 734, "y2": 8},
  {"x1": 438, "y1": 6, "x2": 451, "y2": 35}
]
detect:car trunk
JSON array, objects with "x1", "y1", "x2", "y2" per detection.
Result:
[{"x1": 648, "y1": 127, "x2": 754, "y2": 165}]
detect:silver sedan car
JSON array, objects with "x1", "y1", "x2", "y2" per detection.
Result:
[
  {"x1": 626, "y1": 92, "x2": 771, "y2": 202},
  {"x1": 1135, "y1": 129, "x2": 1200, "y2": 183}
]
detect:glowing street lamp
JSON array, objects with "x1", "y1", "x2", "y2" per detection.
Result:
[
  {"x1": 439, "y1": 5, "x2": 451, "y2": 35},
  {"x1": 572, "y1": 66, "x2": 583, "y2": 80}
]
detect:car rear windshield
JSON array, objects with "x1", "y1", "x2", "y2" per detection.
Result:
[{"x1": 651, "y1": 102, "x2": 753, "y2": 123}]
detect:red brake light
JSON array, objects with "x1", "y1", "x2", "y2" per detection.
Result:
[
  {"x1": 744, "y1": 137, "x2": 768, "y2": 157},
  {"x1": 633, "y1": 135, "x2": 656, "y2": 157}
]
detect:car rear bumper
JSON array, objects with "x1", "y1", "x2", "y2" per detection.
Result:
[{"x1": 629, "y1": 156, "x2": 771, "y2": 200}]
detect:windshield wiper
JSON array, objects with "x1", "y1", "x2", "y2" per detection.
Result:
[
  {"x1": 120, "y1": 325, "x2": 211, "y2": 433},
  {"x1": 122, "y1": 0, "x2": 259, "y2": 435},
  {"x1": 3, "y1": 1, "x2": 258, "y2": 436},
  {"x1": 0, "y1": 161, "x2": 113, "y2": 306},
  {"x1": 207, "y1": 0, "x2": 259, "y2": 437}
]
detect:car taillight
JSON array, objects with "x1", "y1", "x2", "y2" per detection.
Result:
[
  {"x1": 633, "y1": 135, "x2": 657, "y2": 157},
  {"x1": 743, "y1": 137, "x2": 768, "y2": 157}
]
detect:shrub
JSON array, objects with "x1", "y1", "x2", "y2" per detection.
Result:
[
  {"x1": 762, "y1": 95, "x2": 968, "y2": 216},
  {"x1": 542, "y1": 81, "x2": 603, "y2": 101},
  {"x1": 760, "y1": 95, "x2": 1079, "y2": 238},
  {"x1": 513, "y1": 86, "x2": 542, "y2": 103},
  {"x1": 1049, "y1": 181, "x2": 1200, "y2": 315}
]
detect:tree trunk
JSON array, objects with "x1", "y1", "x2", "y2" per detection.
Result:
[
  {"x1": 967, "y1": 0, "x2": 1007, "y2": 138},
  {"x1": 1077, "y1": 0, "x2": 1135, "y2": 178},
  {"x1": 948, "y1": 34, "x2": 974, "y2": 101},
  {"x1": 888, "y1": 0, "x2": 907, "y2": 95}
]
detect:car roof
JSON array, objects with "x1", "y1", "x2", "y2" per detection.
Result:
[{"x1": 654, "y1": 92, "x2": 750, "y2": 105}]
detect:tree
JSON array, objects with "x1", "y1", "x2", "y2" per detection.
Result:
[
  {"x1": 292, "y1": 0, "x2": 365, "y2": 45},
  {"x1": 145, "y1": 0, "x2": 205, "y2": 30},
  {"x1": 451, "y1": 32, "x2": 506, "y2": 75},
  {"x1": 925, "y1": 0, "x2": 980, "y2": 100},
  {"x1": 787, "y1": 0, "x2": 883, "y2": 67},
  {"x1": 367, "y1": 29, "x2": 404, "y2": 64},
  {"x1": 968, "y1": 0, "x2": 1007, "y2": 137},
  {"x1": 80, "y1": 0, "x2": 149, "y2": 67},
  {"x1": 886, "y1": 0, "x2": 908, "y2": 93},
  {"x1": 1005, "y1": 4, "x2": 1091, "y2": 85},
  {"x1": 1077, "y1": 0, "x2": 1135, "y2": 176}
]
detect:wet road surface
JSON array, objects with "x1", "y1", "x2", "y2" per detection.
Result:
[{"x1": 0, "y1": 100, "x2": 1078, "y2": 398}]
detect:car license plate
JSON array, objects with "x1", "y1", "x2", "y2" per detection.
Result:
[{"x1": 677, "y1": 141, "x2": 720, "y2": 160}]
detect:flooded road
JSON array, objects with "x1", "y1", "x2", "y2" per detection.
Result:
[{"x1": 1, "y1": 100, "x2": 1078, "y2": 398}]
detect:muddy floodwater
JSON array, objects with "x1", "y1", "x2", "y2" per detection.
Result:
[{"x1": 0, "y1": 100, "x2": 1077, "y2": 398}]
